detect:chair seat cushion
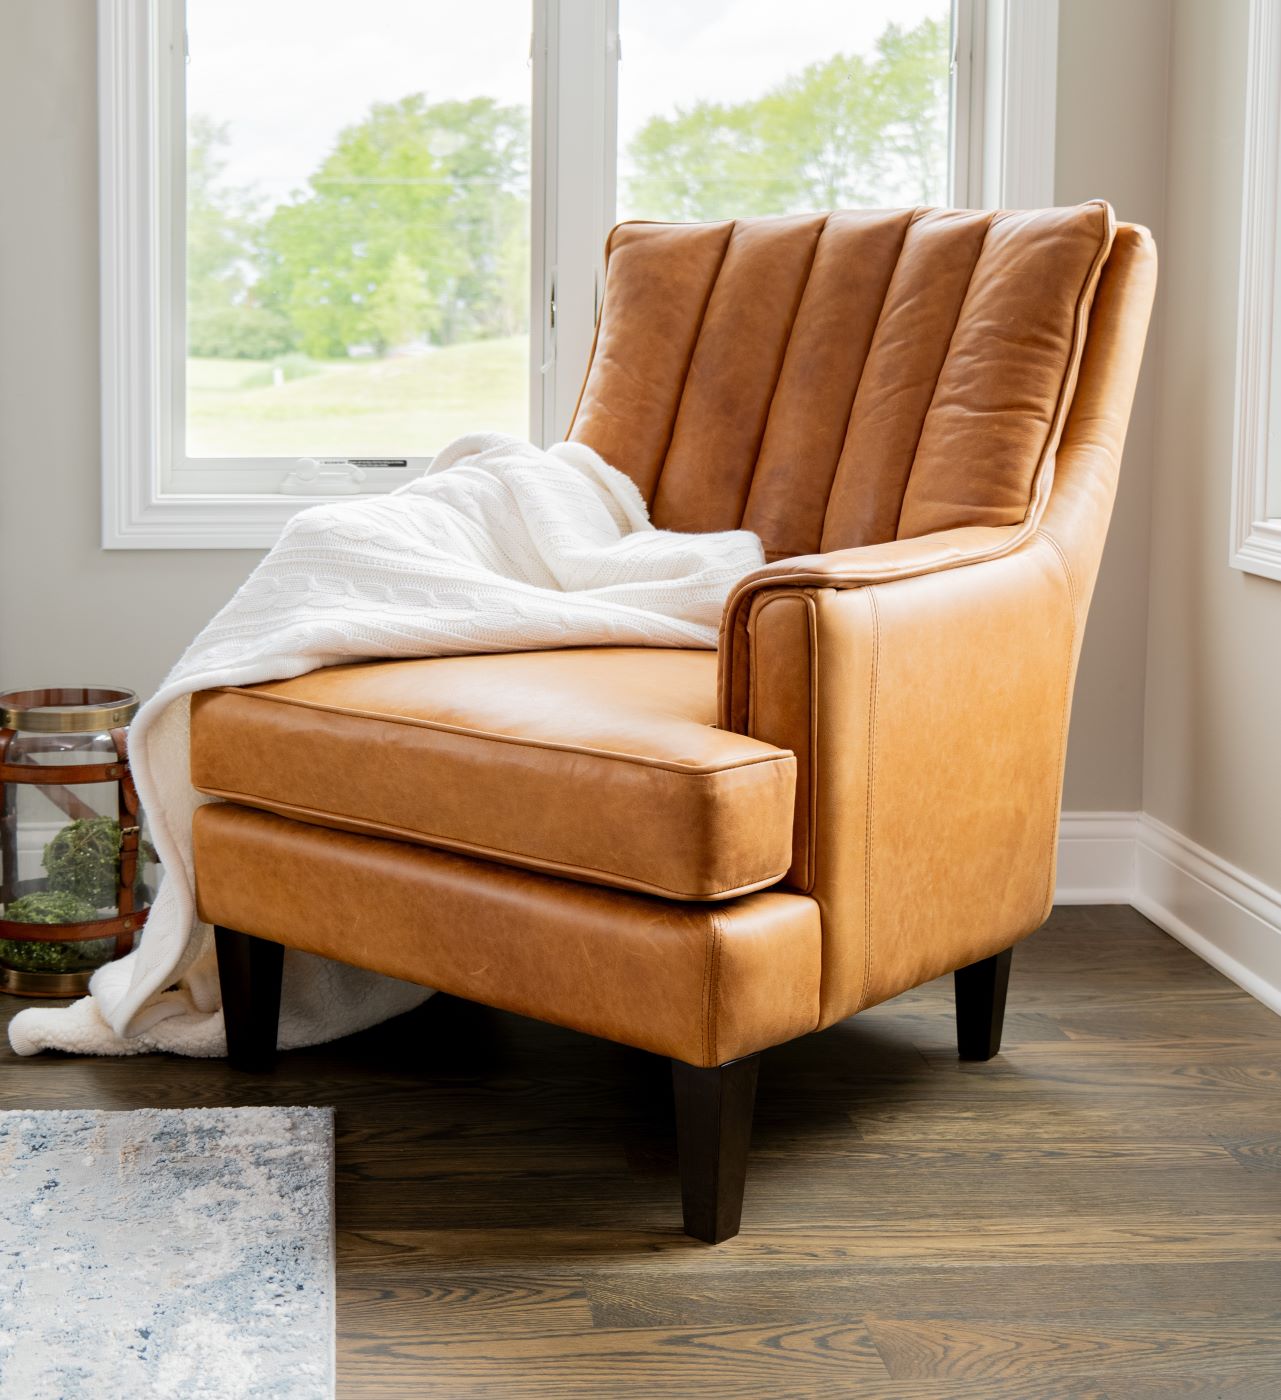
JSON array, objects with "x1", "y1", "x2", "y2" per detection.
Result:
[{"x1": 189, "y1": 648, "x2": 796, "y2": 901}]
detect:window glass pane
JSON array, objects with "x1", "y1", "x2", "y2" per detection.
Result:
[
  {"x1": 617, "y1": 0, "x2": 951, "y2": 224},
  {"x1": 185, "y1": 0, "x2": 530, "y2": 459}
]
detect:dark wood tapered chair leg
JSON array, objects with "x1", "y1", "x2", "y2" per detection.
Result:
[
  {"x1": 954, "y1": 946, "x2": 1013, "y2": 1061},
  {"x1": 671, "y1": 1053, "x2": 760, "y2": 1243},
  {"x1": 215, "y1": 926, "x2": 284, "y2": 1072}
]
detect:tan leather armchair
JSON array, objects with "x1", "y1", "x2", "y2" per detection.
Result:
[{"x1": 194, "y1": 204, "x2": 1156, "y2": 1242}]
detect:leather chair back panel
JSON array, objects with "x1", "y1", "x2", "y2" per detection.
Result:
[
  {"x1": 650, "y1": 212, "x2": 830, "y2": 536},
  {"x1": 740, "y1": 210, "x2": 916, "y2": 561},
  {"x1": 567, "y1": 219, "x2": 735, "y2": 503},
  {"x1": 569, "y1": 202, "x2": 1115, "y2": 562},
  {"x1": 810, "y1": 208, "x2": 986, "y2": 555}
]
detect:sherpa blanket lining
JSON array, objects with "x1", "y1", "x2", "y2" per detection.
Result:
[{"x1": 8, "y1": 434, "x2": 763, "y2": 1058}]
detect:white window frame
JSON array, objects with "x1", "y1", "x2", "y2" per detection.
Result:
[
  {"x1": 955, "y1": 0, "x2": 1058, "y2": 211},
  {"x1": 1232, "y1": 0, "x2": 1281, "y2": 583},
  {"x1": 99, "y1": 0, "x2": 1055, "y2": 549}
]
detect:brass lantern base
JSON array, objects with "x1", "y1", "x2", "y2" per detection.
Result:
[{"x1": 0, "y1": 965, "x2": 94, "y2": 998}]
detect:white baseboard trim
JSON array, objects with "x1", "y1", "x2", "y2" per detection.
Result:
[
  {"x1": 1055, "y1": 811, "x2": 1139, "y2": 903},
  {"x1": 1056, "y1": 809, "x2": 1281, "y2": 1017},
  {"x1": 1133, "y1": 816, "x2": 1281, "y2": 1017}
]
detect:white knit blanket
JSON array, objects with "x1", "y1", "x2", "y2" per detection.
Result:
[{"x1": 8, "y1": 434, "x2": 764, "y2": 1058}]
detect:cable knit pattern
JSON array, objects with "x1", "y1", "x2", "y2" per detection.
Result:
[{"x1": 9, "y1": 435, "x2": 764, "y2": 1059}]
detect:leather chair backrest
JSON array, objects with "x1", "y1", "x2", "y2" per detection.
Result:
[{"x1": 568, "y1": 203, "x2": 1116, "y2": 562}]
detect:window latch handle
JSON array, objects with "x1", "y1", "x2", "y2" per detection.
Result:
[{"x1": 279, "y1": 458, "x2": 368, "y2": 496}]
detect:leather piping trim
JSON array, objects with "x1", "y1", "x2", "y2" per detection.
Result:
[
  {"x1": 704, "y1": 909, "x2": 725, "y2": 1065},
  {"x1": 1038, "y1": 526, "x2": 1081, "y2": 624},
  {"x1": 860, "y1": 588, "x2": 881, "y2": 1014},
  {"x1": 205, "y1": 684, "x2": 792, "y2": 777},
  {"x1": 746, "y1": 587, "x2": 818, "y2": 893},
  {"x1": 191, "y1": 791, "x2": 791, "y2": 904},
  {"x1": 805, "y1": 593, "x2": 819, "y2": 894},
  {"x1": 1040, "y1": 531, "x2": 1080, "y2": 921}
]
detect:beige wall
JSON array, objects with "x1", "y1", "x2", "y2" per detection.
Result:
[
  {"x1": 0, "y1": 0, "x2": 1203, "y2": 833},
  {"x1": 0, "y1": 0, "x2": 261, "y2": 702},
  {"x1": 1054, "y1": 0, "x2": 1170, "y2": 811},
  {"x1": 1144, "y1": 0, "x2": 1281, "y2": 891}
]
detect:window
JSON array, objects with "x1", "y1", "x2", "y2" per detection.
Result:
[
  {"x1": 183, "y1": 0, "x2": 532, "y2": 471},
  {"x1": 100, "y1": 0, "x2": 1057, "y2": 547},
  {"x1": 616, "y1": 1, "x2": 951, "y2": 225},
  {"x1": 1232, "y1": 0, "x2": 1281, "y2": 582}
]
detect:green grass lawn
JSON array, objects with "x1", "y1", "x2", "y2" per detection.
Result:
[{"x1": 186, "y1": 334, "x2": 529, "y2": 458}]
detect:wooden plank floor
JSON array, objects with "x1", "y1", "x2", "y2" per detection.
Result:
[{"x1": 3, "y1": 905, "x2": 1280, "y2": 1398}]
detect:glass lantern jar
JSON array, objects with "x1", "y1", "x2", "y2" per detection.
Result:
[{"x1": 0, "y1": 688, "x2": 155, "y2": 997}]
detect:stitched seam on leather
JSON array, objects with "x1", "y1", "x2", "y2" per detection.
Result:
[
  {"x1": 735, "y1": 213, "x2": 830, "y2": 530},
  {"x1": 700, "y1": 914, "x2": 715, "y2": 1064},
  {"x1": 818, "y1": 209, "x2": 919, "y2": 550},
  {"x1": 648, "y1": 222, "x2": 736, "y2": 507},
  {"x1": 891, "y1": 210, "x2": 997, "y2": 539},
  {"x1": 804, "y1": 591, "x2": 819, "y2": 894},
  {"x1": 707, "y1": 910, "x2": 724, "y2": 1065},
  {"x1": 1042, "y1": 536, "x2": 1079, "y2": 917},
  {"x1": 745, "y1": 589, "x2": 790, "y2": 724},
  {"x1": 722, "y1": 603, "x2": 752, "y2": 733},
  {"x1": 190, "y1": 787, "x2": 790, "y2": 902},
  {"x1": 860, "y1": 589, "x2": 881, "y2": 1013},
  {"x1": 1040, "y1": 531, "x2": 1080, "y2": 621},
  {"x1": 746, "y1": 589, "x2": 818, "y2": 894},
  {"x1": 203, "y1": 686, "x2": 788, "y2": 776},
  {"x1": 747, "y1": 597, "x2": 760, "y2": 738}
]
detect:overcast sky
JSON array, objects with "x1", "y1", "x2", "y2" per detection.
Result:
[{"x1": 189, "y1": 0, "x2": 947, "y2": 209}]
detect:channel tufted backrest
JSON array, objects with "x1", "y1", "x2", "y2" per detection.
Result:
[{"x1": 567, "y1": 202, "x2": 1116, "y2": 561}]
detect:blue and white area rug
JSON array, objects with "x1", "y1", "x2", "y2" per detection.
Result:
[{"x1": 0, "y1": 1106, "x2": 335, "y2": 1399}]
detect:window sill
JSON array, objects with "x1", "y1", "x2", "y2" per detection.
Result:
[
  {"x1": 101, "y1": 488, "x2": 372, "y2": 551},
  {"x1": 1231, "y1": 517, "x2": 1281, "y2": 584}
]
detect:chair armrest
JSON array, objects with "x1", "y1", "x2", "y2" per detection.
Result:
[
  {"x1": 717, "y1": 525, "x2": 1079, "y2": 1028},
  {"x1": 719, "y1": 524, "x2": 1028, "y2": 729}
]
